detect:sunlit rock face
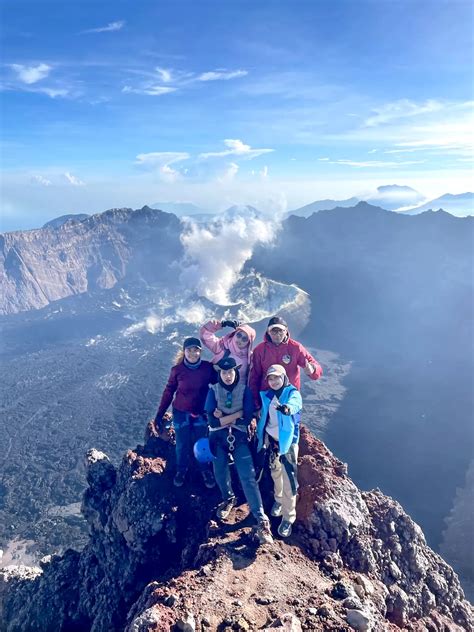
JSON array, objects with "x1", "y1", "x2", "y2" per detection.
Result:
[
  {"x1": 0, "y1": 427, "x2": 472, "y2": 632},
  {"x1": 0, "y1": 206, "x2": 183, "y2": 315}
]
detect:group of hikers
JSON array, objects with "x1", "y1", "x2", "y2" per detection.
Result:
[{"x1": 153, "y1": 316, "x2": 323, "y2": 545}]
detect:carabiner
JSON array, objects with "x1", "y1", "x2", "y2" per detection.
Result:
[{"x1": 226, "y1": 431, "x2": 236, "y2": 453}]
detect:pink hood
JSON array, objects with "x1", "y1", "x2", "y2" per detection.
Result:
[{"x1": 199, "y1": 321, "x2": 256, "y2": 380}]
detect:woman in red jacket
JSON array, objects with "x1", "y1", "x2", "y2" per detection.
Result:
[{"x1": 154, "y1": 337, "x2": 216, "y2": 489}]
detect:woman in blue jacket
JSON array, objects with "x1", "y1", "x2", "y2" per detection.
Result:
[{"x1": 256, "y1": 363, "x2": 302, "y2": 538}]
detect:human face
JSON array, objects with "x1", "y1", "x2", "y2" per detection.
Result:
[
  {"x1": 234, "y1": 330, "x2": 250, "y2": 350},
  {"x1": 267, "y1": 373, "x2": 284, "y2": 390},
  {"x1": 184, "y1": 346, "x2": 201, "y2": 363},
  {"x1": 268, "y1": 326, "x2": 287, "y2": 345},
  {"x1": 220, "y1": 368, "x2": 236, "y2": 385}
]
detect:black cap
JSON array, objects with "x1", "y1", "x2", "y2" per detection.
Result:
[
  {"x1": 215, "y1": 356, "x2": 241, "y2": 371},
  {"x1": 267, "y1": 316, "x2": 288, "y2": 329},
  {"x1": 183, "y1": 337, "x2": 202, "y2": 350}
]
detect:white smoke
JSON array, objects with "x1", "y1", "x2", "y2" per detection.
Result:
[
  {"x1": 122, "y1": 299, "x2": 212, "y2": 337},
  {"x1": 175, "y1": 301, "x2": 208, "y2": 323},
  {"x1": 179, "y1": 210, "x2": 279, "y2": 304}
]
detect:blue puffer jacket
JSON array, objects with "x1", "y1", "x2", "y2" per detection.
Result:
[{"x1": 256, "y1": 385, "x2": 303, "y2": 455}]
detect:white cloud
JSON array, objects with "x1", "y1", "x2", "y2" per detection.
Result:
[
  {"x1": 218, "y1": 162, "x2": 239, "y2": 184},
  {"x1": 365, "y1": 99, "x2": 444, "y2": 127},
  {"x1": 135, "y1": 152, "x2": 190, "y2": 182},
  {"x1": 318, "y1": 157, "x2": 330, "y2": 161},
  {"x1": 10, "y1": 63, "x2": 51, "y2": 84},
  {"x1": 252, "y1": 165, "x2": 269, "y2": 178},
  {"x1": 197, "y1": 69, "x2": 248, "y2": 81},
  {"x1": 160, "y1": 164, "x2": 181, "y2": 183},
  {"x1": 63, "y1": 172, "x2": 85, "y2": 186},
  {"x1": 199, "y1": 139, "x2": 274, "y2": 160},
  {"x1": 122, "y1": 84, "x2": 176, "y2": 96},
  {"x1": 83, "y1": 20, "x2": 125, "y2": 34},
  {"x1": 326, "y1": 100, "x2": 473, "y2": 162},
  {"x1": 156, "y1": 67, "x2": 172, "y2": 82},
  {"x1": 368, "y1": 149, "x2": 378, "y2": 154},
  {"x1": 121, "y1": 66, "x2": 246, "y2": 97},
  {"x1": 31, "y1": 175, "x2": 52, "y2": 186},
  {"x1": 329, "y1": 159, "x2": 425, "y2": 168},
  {"x1": 135, "y1": 152, "x2": 190, "y2": 168},
  {"x1": 36, "y1": 87, "x2": 69, "y2": 98},
  {"x1": 384, "y1": 147, "x2": 423, "y2": 154}
]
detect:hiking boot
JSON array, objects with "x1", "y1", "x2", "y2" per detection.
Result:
[
  {"x1": 256, "y1": 519, "x2": 274, "y2": 545},
  {"x1": 216, "y1": 496, "x2": 236, "y2": 520},
  {"x1": 201, "y1": 469, "x2": 216, "y2": 489},
  {"x1": 278, "y1": 519, "x2": 293, "y2": 538},
  {"x1": 270, "y1": 501, "x2": 282, "y2": 517},
  {"x1": 173, "y1": 471, "x2": 186, "y2": 487}
]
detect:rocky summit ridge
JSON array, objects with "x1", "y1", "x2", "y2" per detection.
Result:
[{"x1": 0, "y1": 424, "x2": 472, "y2": 632}]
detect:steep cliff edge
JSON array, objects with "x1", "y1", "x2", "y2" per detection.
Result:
[
  {"x1": 0, "y1": 207, "x2": 182, "y2": 315},
  {"x1": 1, "y1": 426, "x2": 472, "y2": 631}
]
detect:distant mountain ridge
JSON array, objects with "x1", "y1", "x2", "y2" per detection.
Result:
[
  {"x1": 42, "y1": 213, "x2": 90, "y2": 229},
  {"x1": 402, "y1": 192, "x2": 474, "y2": 217},
  {"x1": 287, "y1": 197, "x2": 359, "y2": 217},
  {"x1": 150, "y1": 201, "x2": 210, "y2": 216},
  {"x1": 0, "y1": 206, "x2": 182, "y2": 315},
  {"x1": 288, "y1": 188, "x2": 473, "y2": 218},
  {"x1": 2, "y1": 201, "x2": 473, "y2": 316}
]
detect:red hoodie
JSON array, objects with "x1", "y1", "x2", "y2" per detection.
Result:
[{"x1": 248, "y1": 329, "x2": 322, "y2": 407}]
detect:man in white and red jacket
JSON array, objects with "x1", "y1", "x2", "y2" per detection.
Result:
[{"x1": 249, "y1": 316, "x2": 322, "y2": 409}]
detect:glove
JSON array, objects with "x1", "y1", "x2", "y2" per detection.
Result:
[
  {"x1": 276, "y1": 404, "x2": 291, "y2": 416},
  {"x1": 207, "y1": 412, "x2": 221, "y2": 429},
  {"x1": 221, "y1": 319, "x2": 241, "y2": 329}
]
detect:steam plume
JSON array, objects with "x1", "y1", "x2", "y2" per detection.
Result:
[{"x1": 179, "y1": 209, "x2": 278, "y2": 304}]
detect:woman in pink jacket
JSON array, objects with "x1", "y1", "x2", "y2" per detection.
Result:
[{"x1": 200, "y1": 319, "x2": 256, "y2": 381}]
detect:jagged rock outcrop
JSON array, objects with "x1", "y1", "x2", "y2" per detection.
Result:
[
  {"x1": 0, "y1": 206, "x2": 182, "y2": 315},
  {"x1": 1, "y1": 425, "x2": 472, "y2": 631}
]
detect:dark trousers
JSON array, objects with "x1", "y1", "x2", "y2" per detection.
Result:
[
  {"x1": 173, "y1": 409, "x2": 208, "y2": 473},
  {"x1": 211, "y1": 429, "x2": 266, "y2": 522}
]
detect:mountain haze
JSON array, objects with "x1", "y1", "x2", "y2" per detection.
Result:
[
  {"x1": 0, "y1": 201, "x2": 472, "y2": 601},
  {"x1": 402, "y1": 192, "x2": 474, "y2": 217}
]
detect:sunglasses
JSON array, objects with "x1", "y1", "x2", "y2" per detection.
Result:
[
  {"x1": 235, "y1": 332, "x2": 249, "y2": 343},
  {"x1": 269, "y1": 327, "x2": 286, "y2": 334}
]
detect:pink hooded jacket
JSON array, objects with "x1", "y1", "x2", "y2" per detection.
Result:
[{"x1": 199, "y1": 320, "x2": 256, "y2": 381}]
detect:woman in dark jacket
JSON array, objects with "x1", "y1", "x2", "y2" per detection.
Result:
[{"x1": 154, "y1": 337, "x2": 216, "y2": 488}]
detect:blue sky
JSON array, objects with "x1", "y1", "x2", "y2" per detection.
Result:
[{"x1": 1, "y1": 0, "x2": 473, "y2": 230}]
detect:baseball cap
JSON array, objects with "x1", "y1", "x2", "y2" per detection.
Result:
[
  {"x1": 267, "y1": 316, "x2": 288, "y2": 331},
  {"x1": 266, "y1": 364, "x2": 287, "y2": 378},
  {"x1": 183, "y1": 337, "x2": 202, "y2": 350},
  {"x1": 215, "y1": 356, "x2": 241, "y2": 371}
]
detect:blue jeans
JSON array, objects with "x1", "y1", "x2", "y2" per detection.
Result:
[
  {"x1": 211, "y1": 428, "x2": 266, "y2": 522},
  {"x1": 173, "y1": 409, "x2": 208, "y2": 473}
]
